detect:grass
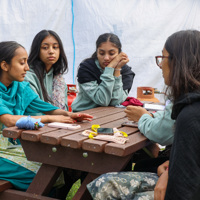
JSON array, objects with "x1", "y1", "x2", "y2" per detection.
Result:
[{"x1": 66, "y1": 179, "x2": 81, "y2": 200}]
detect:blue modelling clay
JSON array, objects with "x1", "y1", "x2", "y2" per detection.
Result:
[{"x1": 16, "y1": 116, "x2": 44, "y2": 130}]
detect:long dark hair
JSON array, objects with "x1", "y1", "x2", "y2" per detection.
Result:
[
  {"x1": 0, "y1": 41, "x2": 24, "y2": 77},
  {"x1": 28, "y1": 30, "x2": 68, "y2": 102},
  {"x1": 165, "y1": 30, "x2": 200, "y2": 101},
  {"x1": 91, "y1": 33, "x2": 122, "y2": 59}
]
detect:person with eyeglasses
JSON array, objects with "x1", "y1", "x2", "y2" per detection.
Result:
[
  {"x1": 123, "y1": 55, "x2": 175, "y2": 174},
  {"x1": 124, "y1": 100, "x2": 173, "y2": 174},
  {"x1": 155, "y1": 55, "x2": 171, "y2": 69},
  {"x1": 86, "y1": 30, "x2": 200, "y2": 200}
]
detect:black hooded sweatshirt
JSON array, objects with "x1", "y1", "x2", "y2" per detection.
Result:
[{"x1": 165, "y1": 92, "x2": 200, "y2": 200}]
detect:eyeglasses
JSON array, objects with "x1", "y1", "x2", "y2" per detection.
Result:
[{"x1": 155, "y1": 56, "x2": 170, "y2": 68}]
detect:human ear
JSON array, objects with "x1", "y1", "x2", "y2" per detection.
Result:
[{"x1": 0, "y1": 61, "x2": 9, "y2": 72}]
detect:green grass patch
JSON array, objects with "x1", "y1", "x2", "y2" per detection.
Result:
[{"x1": 66, "y1": 179, "x2": 81, "y2": 200}]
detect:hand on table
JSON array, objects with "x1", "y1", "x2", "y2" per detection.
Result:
[
  {"x1": 68, "y1": 113, "x2": 93, "y2": 122},
  {"x1": 124, "y1": 105, "x2": 151, "y2": 122},
  {"x1": 44, "y1": 109, "x2": 93, "y2": 123}
]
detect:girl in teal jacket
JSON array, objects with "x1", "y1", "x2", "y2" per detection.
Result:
[
  {"x1": 25, "y1": 30, "x2": 69, "y2": 111},
  {"x1": 72, "y1": 33, "x2": 135, "y2": 112},
  {"x1": 0, "y1": 41, "x2": 92, "y2": 194}
]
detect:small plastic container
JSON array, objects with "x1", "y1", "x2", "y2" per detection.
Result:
[{"x1": 137, "y1": 87, "x2": 160, "y2": 102}]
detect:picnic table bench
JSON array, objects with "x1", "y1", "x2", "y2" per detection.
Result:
[
  {"x1": 0, "y1": 106, "x2": 159, "y2": 200},
  {"x1": 0, "y1": 180, "x2": 12, "y2": 193}
]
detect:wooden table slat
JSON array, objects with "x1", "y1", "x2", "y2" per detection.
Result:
[
  {"x1": 0, "y1": 180, "x2": 12, "y2": 192},
  {"x1": 47, "y1": 112, "x2": 127, "y2": 148},
  {"x1": 40, "y1": 122, "x2": 91, "y2": 145},
  {"x1": 0, "y1": 189, "x2": 59, "y2": 200},
  {"x1": 2, "y1": 126, "x2": 24, "y2": 139},
  {"x1": 91, "y1": 107, "x2": 125, "y2": 119},
  {"x1": 105, "y1": 132, "x2": 149, "y2": 156},
  {"x1": 82, "y1": 126, "x2": 140, "y2": 154},
  {"x1": 40, "y1": 108, "x2": 126, "y2": 145},
  {"x1": 78, "y1": 106, "x2": 123, "y2": 115},
  {"x1": 82, "y1": 139, "x2": 107, "y2": 153},
  {"x1": 40, "y1": 129, "x2": 69, "y2": 145},
  {"x1": 60, "y1": 118, "x2": 128, "y2": 149},
  {"x1": 21, "y1": 126, "x2": 59, "y2": 142}
]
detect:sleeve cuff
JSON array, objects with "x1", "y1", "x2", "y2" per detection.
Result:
[
  {"x1": 114, "y1": 75, "x2": 122, "y2": 80},
  {"x1": 138, "y1": 114, "x2": 153, "y2": 128},
  {"x1": 104, "y1": 67, "x2": 114, "y2": 75}
]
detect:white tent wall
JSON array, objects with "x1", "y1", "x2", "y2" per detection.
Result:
[{"x1": 0, "y1": 0, "x2": 200, "y2": 102}]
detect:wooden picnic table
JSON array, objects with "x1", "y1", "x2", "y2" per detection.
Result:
[{"x1": 0, "y1": 106, "x2": 159, "y2": 200}]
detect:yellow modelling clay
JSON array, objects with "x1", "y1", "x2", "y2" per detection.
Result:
[
  {"x1": 120, "y1": 131, "x2": 128, "y2": 137},
  {"x1": 91, "y1": 124, "x2": 100, "y2": 132},
  {"x1": 89, "y1": 125, "x2": 128, "y2": 138}
]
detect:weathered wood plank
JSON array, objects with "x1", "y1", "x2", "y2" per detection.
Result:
[
  {"x1": 82, "y1": 139, "x2": 107, "y2": 153},
  {"x1": 0, "y1": 180, "x2": 12, "y2": 192},
  {"x1": 143, "y1": 143, "x2": 160, "y2": 158},
  {"x1": 78, "y1": 106, "x2": 123, "y2": 115},
  {"x1": 40, "y1": 129, "x2": 70, "y2": 145},
  {"x1": 82, "y1": 126, "x2": 139, "y2": 153},
  {"x1": 20, "y1": 139, "x2": 132, "y2": 174},
  {"x1": 105, "y1": 132, "x2": 150, "y2": 156},
  {"x1": 0, "y1": 189, "x2": 59, "y2": 200},
  {"x1": 21, "y1": 126, "x2": 58, "y2": 142},
  {"x1": 72, "y1": 173, "x2": 97, "y2": 200},
  {"x1": 27, "y1": 164, "x2": 62, "y2": 196},
  {"x1": 2, "y1": 127, "x2": 24, "y2": 139},
  {"x1": 40, "y1": 122, "x2": 91, "y2": 146},
  {"x1": 61, "y1": 115, "x2": 127, "y2": 149},
  {"x1": 88, "y1": 107, "x2": 125, "y2": 119},
  {"x1": 40, "y1": 107, "x2": 125, "y2": 145}
]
